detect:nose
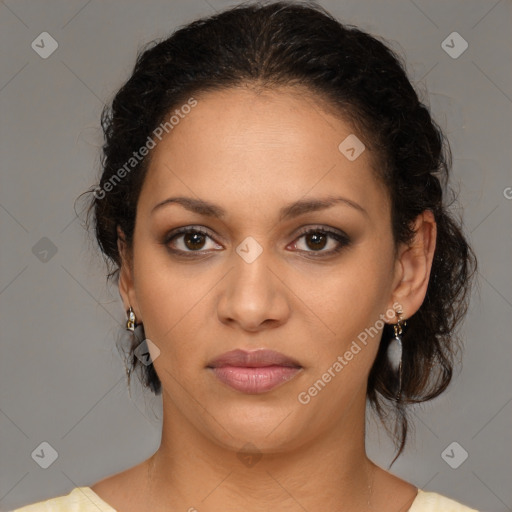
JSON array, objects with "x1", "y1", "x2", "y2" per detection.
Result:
[{"x1": 216, "y1": 248, "x2": 291, "y2": 333}]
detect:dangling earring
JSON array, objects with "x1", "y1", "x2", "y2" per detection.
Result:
[
  {"x1": 126, "y1": 306, "x2": 136, "y2": 332},
  {"x1": 387, "y1": 309, "x2": 406, "y2": 401},
  {"x1": 125, "y1": 306, "x2": 150, "y2": 363}
]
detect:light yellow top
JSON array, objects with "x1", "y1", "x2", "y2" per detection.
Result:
[{"x1": 9, "y1": 486, "x2": 479, "y2": 511}]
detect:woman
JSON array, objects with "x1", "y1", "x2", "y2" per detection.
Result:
[{"x1": 12, "y1": 1, "x2": 478, "y2": 510}]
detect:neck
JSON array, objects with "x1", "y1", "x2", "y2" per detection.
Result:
[{"x1": 144, "y1": 392, "x2": 377, "y2": 512}]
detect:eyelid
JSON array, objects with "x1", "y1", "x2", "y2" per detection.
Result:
[
  {"x1": 293, "y1": 224, "x2": 349, "y2": 241},
  {"x1": 164, "y1": 225, "x2": 212, "y2": 241}
]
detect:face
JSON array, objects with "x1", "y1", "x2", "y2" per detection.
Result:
[{"x1": 120, "y1": 86, "x2": 404, "y2": 453}]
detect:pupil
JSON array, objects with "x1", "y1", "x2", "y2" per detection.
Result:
[
  {"x1": 185, "y1": 232, "x2": 205, "y2": 250},
  {"x1": 307, "y1": 232, "x2": 326, "y2": 250}
]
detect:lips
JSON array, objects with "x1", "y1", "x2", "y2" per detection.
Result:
[
  {"x1": 207, "y1": 349, "x2": 302, "y2": 394},
  {"x1": 207, "y1": 349, "x2": 301, "y2": 369}
]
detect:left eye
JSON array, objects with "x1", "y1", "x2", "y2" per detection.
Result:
[{"x1": 290, "y1": 228, "x2": 350, "y2": 255}]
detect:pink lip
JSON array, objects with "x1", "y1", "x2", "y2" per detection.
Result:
[{"x1": 207, "y1": 349, "x2": 302, "y2": 394}]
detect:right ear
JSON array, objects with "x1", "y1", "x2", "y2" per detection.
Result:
[{"x1": 117, "y1": 226, "x2": 141, "y2": 321}]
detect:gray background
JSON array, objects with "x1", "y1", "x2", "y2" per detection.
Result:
[{"x1": 1, "y1": 0, "x2": 511, "y2": 510}]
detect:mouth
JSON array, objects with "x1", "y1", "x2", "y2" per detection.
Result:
[{"x1": 206, "y1": 349, "x2": 303, "y2": 394}]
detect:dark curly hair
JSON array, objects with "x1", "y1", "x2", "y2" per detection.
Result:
[{"x1": 81, "y1": 0, "x2": 477, "y2": 463}]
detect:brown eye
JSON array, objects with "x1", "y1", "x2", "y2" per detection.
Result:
[
  {"x1": 183, "y1": 232, "x2": 207, "y2": 250},
  {"x1": 304, "y1": 231, "x2": 328, "y2": 251},
  {"x1": 164, "y1": 227, "x2": 223, "y2": 255},
  {"x1": 291, "y1": 227, "x2": 351, "y2": 256}
]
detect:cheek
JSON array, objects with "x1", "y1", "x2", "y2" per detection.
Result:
[
  {"x1": 131, "y1": 242, "x2": 225, "y2": 388},
  {"x1": 300, "y1": 250, "x2": 394, "y2": 397},
  {"x1": 313, "y1": 253, "x2": 392, "y2": 335},
  {"x1": 135, "y1": 274, "x2": 200, "y2": 342}
]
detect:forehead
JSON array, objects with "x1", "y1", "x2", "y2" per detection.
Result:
[{"x1": 139, "y1": 86, "x2": 389, "y2": 220}]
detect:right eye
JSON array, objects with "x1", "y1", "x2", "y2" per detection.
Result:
[{"x1": 164, "y1": 227, "x2": 223, "y2": 255}]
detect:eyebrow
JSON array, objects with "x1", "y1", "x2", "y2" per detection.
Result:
[{"x1": 150, "y1": 195, "x2": 368, "y2": 220}]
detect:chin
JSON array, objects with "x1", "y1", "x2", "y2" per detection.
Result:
[{"x1": 198, "y1": 399, "x2": 309, "y2": 454}]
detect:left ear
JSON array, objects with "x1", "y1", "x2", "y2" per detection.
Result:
[{"x1": 389, "y1": 210, "x2": 437, "y2": 319}]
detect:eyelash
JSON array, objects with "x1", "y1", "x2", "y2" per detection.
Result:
[{"x1": 163, "y1": 225, "x2": 351, "y2": 259}]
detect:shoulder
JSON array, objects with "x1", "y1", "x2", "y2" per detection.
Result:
[
  {"x1": 409, "y1": 489, "x2": 479, "y2": 512},
  {"x1": 9, "y1": 487, "x2": 117, "y2": 512}
]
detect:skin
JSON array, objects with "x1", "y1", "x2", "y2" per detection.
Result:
[{"x1": 91, "y1": 86, "x2": 436, "y2": 512}]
